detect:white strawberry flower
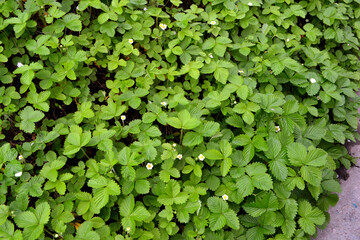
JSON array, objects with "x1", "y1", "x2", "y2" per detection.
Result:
[
  {"x1": 248, "y1": 2, "x2": 253, "y2": 6},
  {"x1": 76, "y1": 6, "x2": 79, "y2": 10},
  {"x1": 234, "y1": 101, "x2": 237, "y2": 104},
  {"x1": 275, "y1": 126, "x2": 281, "y2": 133},
  {"x1": 54, "y1": 234, "x2": 59, "y2": 238},
  {"x1": 177, "y1": 154, "x2": 183, "y2": 160},
  {"x1": 222, "y1": 194, "x2": 229, "y2": 201},
  {"x1": 210, "y1": 20, "x2": 216, "y2": 25},
  {"x1": 209, "y1": 53, "x2": 213, "y2": 58},
  {"x1": 126, "y1": 227, "x2": 131, "y2": 232},
  {"x1": 15, "y1": 172, "x2": 22, "y2": 177},
  {"x1": 316, "y1": 96, "x2": 320, "y2": 100},
  {"x1": 198, "y1": 154, "x2": 205, "y2": 161},
  {"x1": 128, "y1": 39, "x2": 134, "y2": 44},
  {"x1": 146, "y1": 163, "x2": 153, "y2": 170},
  {"x1": 173, "y1": 143, "x2": 176, "y2": 147},
  {"x1": 17, "y1": 62, "x2": 23, "y2": 68},
  {"x1": 161, "y1": 101, "x2": 167, "y2": 106},
  {"x1": 18, "y1": 155, "x2": 24, "y2": 160},
  {"x1": 144, "y1": 7, "x2": 147, "y2": 11},
  {"x1": 286, "y1": 38, "x2": 290, "y2": 42},
  {"x1": 238, "y1": 69, "x2": 244, "y2": 74},
  {"x1": 121, "y1": 115, "x2": 126, "y2": 120},
  {"x1": 310, "y1": 78, "x2": 316, "y2": 83},
  {"x1": 159, "y1": 23, "x2": 167, "y2": 30}
]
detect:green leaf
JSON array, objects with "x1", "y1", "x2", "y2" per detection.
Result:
[
  {"x1": 304, "y1": 125, "x2": 326, "y2": 140},
  {"x1": 321, "y1": 179, "x2": 341, "y2": 192},
  {"x1": 214, "y1": 67, "x2": 229, "y2": 84},
  {"x1": 182, "y1": 132, "x2": 202, "y2": 146},
  {"x1": 284, "y1": 199, "x2": 298, "y2": 219},
  {"x1": 207, "y1": 197, "x2": 228, "y2": 213},
  {"x1": 98, "y1": 13, "x2": 109, "y2": 24},
  {"x1": 63, "y1": 126, "x2": 91, "y2": 156},
  {"x1": 220, "y1": 158, "x2": 232, "y2": 176},
  {"x1": 209, "y1": 214, "x2": 226, "y2": 231},
  {"x1": 131, "y1": 206, "x2": 150, "y2": 221},
  {"x1": 23, "y1": 225, "x2": 44, "y2": 240},
  {"x1": 252, "y1": 136, "x2": 268, "y2": 151},
  {"x1": 0, "y1": 205, "x2": 9, "y2": 225},
  {"x1": 88, "y1": 176, "x2": 107, "y2": 189},
  {"x1": 269, "y1": 159, "x2": 288, "y2": 181},
  {"x1": 243, "y1": 192, "x2": 279, "y2": 217},
  {"x1": 202, "y1": 38, "x2": 216, "y2": 49},
  {"x1": 158, "y1": 180, "x2": 188, "y2": 206},
  {"x1": 19, "y1": 106, "x2": 45, "y2": 133},
  {"x1": 287, "y1": 142, "x2": 306, "y2": 166},
  {"x1": 172, "y1": 46, "x2": 183, "y2": 55},
  {"x1": 305, "y1": 147, "x2": 327, "y2": 167},
  {"x1": 252, "y1": 173, "x2": 273, "y2": 190},
  {"x1": 206, "y1": 175, "x2": 220, "y2": 191},
  {"x1": 120, "y1": 195, "x2": 135, "y2": 217},
  {"x1": 178, "y1": 110, "x2": 201, "y2": 129},
  {"x1": 298, "y1": 200, "x2": 325, "y2": 235},
  {"x1": 223, "y1": 209, "x2": 240, "y2": 230},
  {"x1": 135, "y1": 179, "x2": 150, "y2": 194},
  {"x1": 166, "y1": 117, "x2": 182, "y2": 129},
  {"x1": 74, "y1": 101, "x2": 94, "y2": 124},
  {"x1": 14, "y1": 211, "x2": 37, "y2": 228},
  {"x1": 93, "y1": 188, "x2": 109, "y2": 210},
  {"x1": 220, "y1": 140, "x2": 232, "y2": 158},
  {"x1": 204, "y1": 149, "x2": 223, "y2": 160},
  {"x1": 300, "y1": 165, "x2": 322, "y2": 186},
  {"x1": 282, "y1": 218, "x2": 296, "y2": 238},
  {"x1": 283, "y1": 99, "x2": 299, "y2": 115},
  {"x1": 283, "y1": 58, "x2": 307, "y2": 73},
  {"x1": 76, "y1": 221, "x2": 100, "y2": 240},
  {"x1": 214, "y1": 44, "x2": 226, "y2": 57},
  {"x1": 242, "y1": 111, "x2": 254, "y2": 125},
  {"x1": 236, "y1": 175, "x2": 254, "y2": 198},
  {"x1": 62, "y1": 14, "x2": 82, "y2": 31},
  {"x1": 35, "y1": 202, "x2": 50, "y2": 225},
  {"x1": 0, "y1": 143, "x2": 17, "y2": 166},
  {"x1": 107, "y1": 180, "x2": 121, "y2": 195},
  {"x1": 233, "y1": 134, "x2": 252, "y2": 146},
  {"x1": 197, "y1": 121, "x2": 220, "y2": 137}
]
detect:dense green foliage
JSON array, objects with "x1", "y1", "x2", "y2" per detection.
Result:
[{"x1": 0, "y1": 0, "x2": 360, "y2": 239}]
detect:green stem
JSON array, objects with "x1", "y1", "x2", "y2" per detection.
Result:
[
  {"x1": 17, "y1": 0, "x2": 24, "y2": 11},
  {"x1": 180, "y1": 129, "x2": 184, "y2": 145},
  {"x1": 43, "y1": 228, "x2": 53, "y2": 237},
  {"x1": 81, "y1": 148, "x2": 89, "y2": 159},
  {"x1": 111, "y1": 167, "x2": 121, "y2": 183}
]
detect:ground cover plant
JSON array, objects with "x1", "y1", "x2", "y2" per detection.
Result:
[{"x1": 0, "y1": 0, "x2": 360, "y2": 239}]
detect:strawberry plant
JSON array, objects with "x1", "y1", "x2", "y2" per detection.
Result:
[{"x1": 0, "y1": 0, "x2": 360, "y2": 239}]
